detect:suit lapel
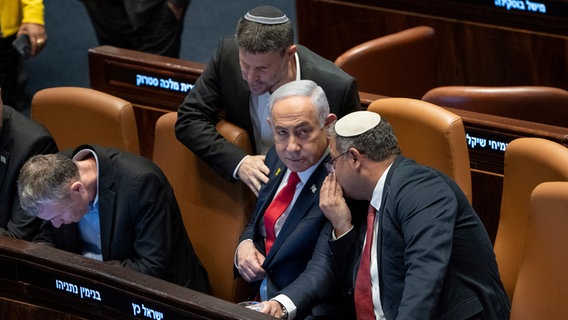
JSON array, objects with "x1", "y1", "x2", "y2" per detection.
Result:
[
  {"x1": 98, "y1": 187, "x2": 116, "y2": 260},
  {"x1": 86, "y1": 145, "x2": 117, "y2": 260},
  {"x1": 255, "y1": 160, "x2": 285, "y2": 235}
]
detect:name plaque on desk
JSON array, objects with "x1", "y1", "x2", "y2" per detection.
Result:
[
  {"x1": 106, "y1": 61, "x2": 195, "y2": 95},
  {"x1": 17, "y1": 262, "x2": 189, "y2": 320}
]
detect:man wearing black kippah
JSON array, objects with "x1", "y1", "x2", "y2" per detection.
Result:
[{"x1": 175, "y1": 5, "x2": 361, "y2": 197}]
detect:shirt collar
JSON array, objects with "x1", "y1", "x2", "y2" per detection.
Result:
[{"x1": 370, "y1": 163, "x2": 393, "y2": 210}]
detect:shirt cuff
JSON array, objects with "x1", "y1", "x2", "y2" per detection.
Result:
[
  {"x1": 233, "y1": 155, "x2": 249, "y2": 180},
  {"x1": 332, "y1": 225, "x2": 354, "y2": 240},
  {"x1": 272, "y1": 294, "x2": 296, "y2": 320}
]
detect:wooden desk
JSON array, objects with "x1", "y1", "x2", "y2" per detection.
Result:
[
  {"x1": 0, "y1": 236, "x2": 272, "y2": 320},
  {"x1": 89, "y1": 46, "x2": 568, "y2": 242},
  {"x1": 89, "y1": 46, "x2": 206, "y2": 158}
]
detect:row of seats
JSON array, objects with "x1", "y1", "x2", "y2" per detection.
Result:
[
  {"x1": 336, "y1": 25, "x2": 568, "y2": 128},
  {"x1": 28, "y1": 87, "x2": 568, "y2": 317}
]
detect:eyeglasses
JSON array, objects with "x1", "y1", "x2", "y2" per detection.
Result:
[{"x1": 325, "y1": 150, "x2": 348, "y2": 173}]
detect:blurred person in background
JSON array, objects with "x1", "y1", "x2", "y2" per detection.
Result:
[
  {"x1": 81, "y1": 0, "x2": 190, "y2": 58},
  {"x1": 0, "y1": 0, "x2": 47, "y2": 112}
]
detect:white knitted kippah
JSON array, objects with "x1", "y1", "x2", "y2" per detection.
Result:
[{"x1": 335, "y1": 111, "x2": 381, "y2": 137}]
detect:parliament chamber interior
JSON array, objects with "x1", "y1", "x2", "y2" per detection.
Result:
[{"x1": 3, "y1": 0, "x2": 568, "y2": 318}]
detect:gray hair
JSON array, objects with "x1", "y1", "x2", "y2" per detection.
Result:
[
  {"x1": 17, "y1": 154, "x2": 79, "y2": 216},
  {"x1": 330, "y1": 117, "x2": 401, "y2": 162},
  {"x1": 268, "y1": 80, "x2": 330, "y2": 127},
  {"x1": 235, "y1": 18, "x2": 294, "y2": 55}
]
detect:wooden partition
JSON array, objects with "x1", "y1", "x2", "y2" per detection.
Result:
[
  {"x1": 88, "y1": 46, "x2": 568, "y2": 242},
  {"x1": 0, "y1": 236, "x2": 272, "y2": 320},
  {"x1": 89, "y1": 46, "x2": 206, "y2": 158},
  {"x1": 295, "y1": 0, "x2": 568, "y2": 91}
]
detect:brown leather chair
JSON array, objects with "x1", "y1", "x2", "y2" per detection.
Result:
[
  {"x1": 493, "y1": 138, "x2": 568, "y2": 300},
  {"x1": 367, "y1": 98, "x2": 472, "y2": 202},
  {"x1": 31, "y1": 87, "x2": 140, "y2": 154},
  {"x1": 510, "y1": 181, "x2": 568, "y2": 319},
  {"x1": 422, "y1": 86, "x2": 568, "y2": 127},
  {"x1": 334, "y1": 26, "x2": 437, "y2": 99},
  {"x1": 152, "y1": 112, "x2": 255, "y2": 302}
]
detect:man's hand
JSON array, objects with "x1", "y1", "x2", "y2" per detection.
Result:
[
  {"x1": 166, "y1": 0, "x2": 185, "y2": 21},
  {"x1": 260, "y1": 300, "x2": 285, "y2": 318},
  {"x1": 236, "y1": 240, "x2": 266, "y2": 282},
  {"x1": 18, "y1": 23, "x2": 46, "y2": 57},
  {"x1": 237, "y1": 155, "x2": 269, "y2": 197},
  {"x1": 320, "y1": 172, "x2": 353, "y2": 237}
]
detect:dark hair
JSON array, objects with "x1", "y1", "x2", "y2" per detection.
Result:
[{"x1": 235, "y1": 18, "x2": 294, "y2": 55}]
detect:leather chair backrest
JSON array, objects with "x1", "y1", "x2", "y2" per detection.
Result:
[
  {"x1": 367, "y1": 97, "x2": 472, "y2": 202},
  {"x1": 31, "y1": 87, "x2": 140, "y2": 154},
  {"x1": 152, "y1": 112, "x2": 255, "y2": 302},
  {"x1": 494, "y1": 138, "x2": 568, "y2": 300},
  {"x1": 335, "y1": 26, "x2": 437, "y2": 99},
  {"x1": 510, "y1": 181, "x2": 568, "y2": 320},
  {"x1": 422, "y1": 86, "x2": 568, "y2": 128}
]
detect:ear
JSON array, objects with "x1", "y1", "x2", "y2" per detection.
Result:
[
  {"x1": 348, "y1": 147, "x2": 364, "y2": 170},
  {"x1": 324, "y1": 113, "x2": 337, "y2": 127},
  {"x1": 70, "y1": 181, "x2": 85, "y2": 194},
  {"x1": 287, "y1": 45, "x2": 297, "y2": 58}
]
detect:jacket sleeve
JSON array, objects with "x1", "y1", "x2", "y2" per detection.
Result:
[
  {"x1": 279, "y1": 222, "x2": 341, "y2": 318},
  {"x1": 22, "y1": 0, "x2": 45, "y2": 25},
  {"x1": 113, "y1": 171, "x2": 176, "y2": 278},
  {"x1": 175, "y1": 38, "x2": 248, "y2": 181}
]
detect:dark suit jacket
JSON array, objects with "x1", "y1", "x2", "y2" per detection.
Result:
[
  {"x1": 175, "y1": 37, "x2": 361, "y2": 181},
  {"x1": 331, "y1": 156, "x2": 510, "y2": 320},
  {"x1": 84, "y1": 0, "x2": 190, "y2": 30},
  {"x1": 35, "y1": 145, "x2": 210, "y2": 293},
  {"x1": 239, "y1": 148, "x2": 354, "y2": 319},
  {"x1": 0, "y1": 105, "x2": 58, "y2": 240}
]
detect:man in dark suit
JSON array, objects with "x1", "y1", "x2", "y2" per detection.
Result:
[
  {"x1": 235, "y1": 80, "x2": 354, "y2": 319},
  {"x1": 320, "y1": 111, "x2": 511, "y2": 319},
  {"x1": 0, "y1": 91, "x2": 58, "y2": 240},
  {"x1": 81, "y1": 0, "x2": 189, "y2": 58},
  {"x1": 17, "y1": 144, "x2": 210, "y2": 292},
  {"x1": 175, "y1": 6, "x2": 361, "y2": 197}
]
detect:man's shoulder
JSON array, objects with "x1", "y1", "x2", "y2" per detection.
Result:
[
  {"x1": 297, "y1": 45, "x2": 351, "y2": 77},
  {"x1": 4, "y1": 106, "x2": 57, "y2": 153}
]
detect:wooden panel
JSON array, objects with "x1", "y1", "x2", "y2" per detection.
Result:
[
  {"x1": 0, "y1": 237, "x2": 272, "y2": 320},
  {"x1": 89, "y1": 46, "x2": 205, "y2": 158},
  {"x1": 296, "y1": 0, "x2": 568, "y2": 91}
]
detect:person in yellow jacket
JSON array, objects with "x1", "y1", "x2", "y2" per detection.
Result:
[{"x1": 0, "y1": 0, "x2": 47, "y2": 112}]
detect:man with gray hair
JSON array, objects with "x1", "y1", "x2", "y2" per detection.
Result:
[
  {"x1": 235, "y1": 80, "x2": 354, "y2": 319},
  {"x1": 320, "y1": 111, "x2": 510, "y2": 319},
  {"x1": 17, "y1": 145, "x2": 210, "y2": 293},
  {"x1": 175, "y1": 5, "x2": 360, "y2": 197}
]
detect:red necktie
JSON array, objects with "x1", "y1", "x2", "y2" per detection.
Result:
[
  {"x1": 354, "y1": 204, "x2": 376, "y2": 320},
  {"x1": 264, "y1": 172, "x2": 301, "y2": 254}
]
